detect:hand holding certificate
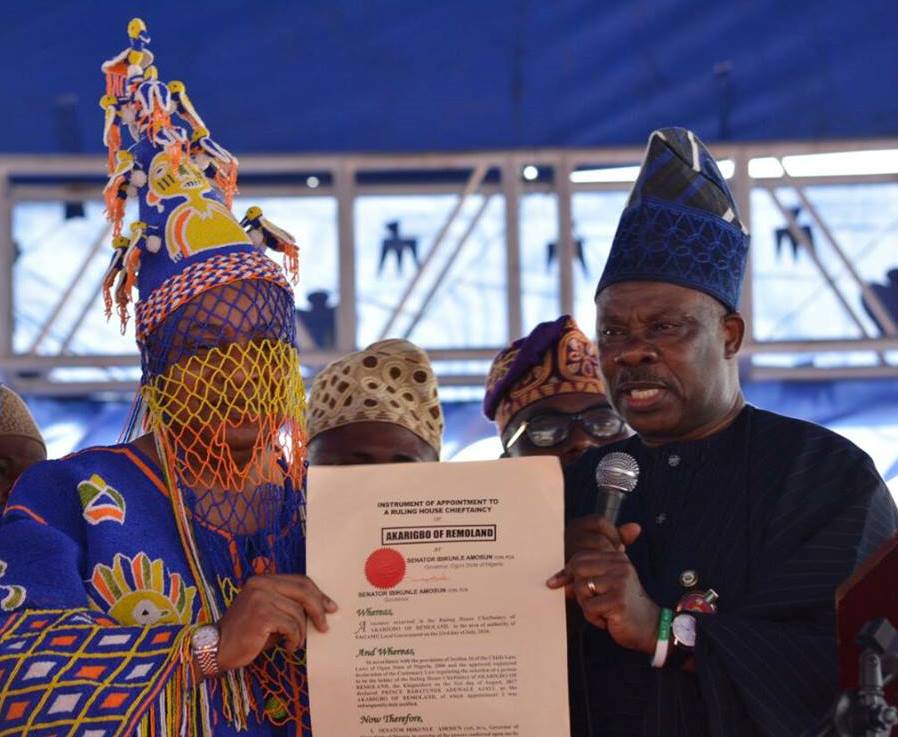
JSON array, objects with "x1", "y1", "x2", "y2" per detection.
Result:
[{"x1": 306, "y1": 456, "x2": 570, "y2": 737}]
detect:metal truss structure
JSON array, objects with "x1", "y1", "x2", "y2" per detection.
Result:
[{"x1": 1, "y1": 138, "x2": 897, "y2": 396}]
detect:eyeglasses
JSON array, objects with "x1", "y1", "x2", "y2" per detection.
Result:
[{"x1": 504, "y1": 405, "x2": 626, "y2": 451}]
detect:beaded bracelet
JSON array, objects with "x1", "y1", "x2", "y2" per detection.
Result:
[{"x1": 651, "y1": 607, "x2": 674, "y2": 668}]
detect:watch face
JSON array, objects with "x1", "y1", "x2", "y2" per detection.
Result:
[
  {"x1": 672, "y1": 614, "x2": 697, "y2": 648},
  {"x1": 192, "y1": 625, "x2": 219, "y2": 650}
]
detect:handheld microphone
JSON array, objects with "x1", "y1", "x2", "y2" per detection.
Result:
[{"x1": 594, "y1": 452, "x2": 640, "y2": 524}]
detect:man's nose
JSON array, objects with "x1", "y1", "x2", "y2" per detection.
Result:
[
  {"x1": 225, "y1": 350, "x2": 263, "y2": 389},
  {"x1": 613, "y1": 335, "x2": 659, "y2": 366}
]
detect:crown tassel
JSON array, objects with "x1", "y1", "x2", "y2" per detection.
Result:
[
  {"x1": 215, "y1": 163, "x2": 239, "y2": 210},
  {"x1": 100, "y1": 94, "x2": 122, "y2": 175},
  {"x1": 101, "y1": 235, "x2": 129, "y2": 320},
  {"x1": 106, "y1": 123, "x2": 122, "y2": 174},
  {"x1": 101, "y1": 221, "x2": 145, "y2": 333},
  {"x1": 189, "y1": 126, "x2": 240, "y2": 209},
  {"x1": 240, "y1": 207, "x2": 300, "y2": 285}
]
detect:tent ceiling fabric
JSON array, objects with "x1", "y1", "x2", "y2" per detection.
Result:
[{"x1": 2, "y1": 0, "x2": 896, "y2": 155}]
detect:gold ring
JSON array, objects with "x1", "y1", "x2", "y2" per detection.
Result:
[{"x1": 586, "y1": 579, "x2": 597, "y2": 595}]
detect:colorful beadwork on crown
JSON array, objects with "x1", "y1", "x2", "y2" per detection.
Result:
[
  {"x1": 133, "y1": 250, "x2": 290, "y2": 341},
  {"x1": 98, "y1": 17, "x2": 300, "y2": 337}
]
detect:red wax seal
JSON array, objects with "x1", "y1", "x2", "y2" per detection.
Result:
[{"x1": 365, "y1": 548, "x2": 406, "y2": 590}]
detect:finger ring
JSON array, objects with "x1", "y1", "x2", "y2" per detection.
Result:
[{"x1": 586, "y1": 579, "x2": 597, "y2": 595}]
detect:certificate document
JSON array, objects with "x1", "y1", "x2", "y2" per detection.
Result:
[{"x1": 306, "y1": 456, "x2": 569, "y2": 737}]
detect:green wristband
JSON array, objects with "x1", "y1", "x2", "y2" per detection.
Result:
[
  {"x1": 651, "y1": 608, "x2": 675, "y2": 668},
  {"x1": 657, "y1": 607, "x2": 674, "y2": 642}
]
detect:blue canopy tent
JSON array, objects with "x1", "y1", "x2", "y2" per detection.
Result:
[
  {"x1": 0, "y1": 0, "x2": 896, "y2": 154},
  {"x1": 1, "y1": 1, "x2": 897, "y2": 489}
]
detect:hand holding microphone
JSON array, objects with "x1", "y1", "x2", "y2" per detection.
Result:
[
  {"x1": 564, "y1": 452, "x2": 640, "y2": 560},
  {"x1": 549, "y1": 452, "x2": 660, "y2": 654}
]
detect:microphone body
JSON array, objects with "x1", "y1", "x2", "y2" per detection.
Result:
[
  {"x1": 594, "y1": 452, "x2": 640, "y2": 524},
  {"x1": 594, "y1": 487, "x2": 625, "y2": 524}
]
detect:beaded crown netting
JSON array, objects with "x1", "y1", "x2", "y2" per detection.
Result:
[
  {"x1": 141, "y1": 279, "x2": 310, "y2": 734},
  {"x1": 99, "y1": 18, "x2": 310, "y2": 734}
]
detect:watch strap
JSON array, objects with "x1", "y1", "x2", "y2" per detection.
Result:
[
  {"x1": 191, "y1": 625, "x2": 221, "y2": 678},
  {"x1": 667, "y1": 613, "x2": 698, "y2": 670}
]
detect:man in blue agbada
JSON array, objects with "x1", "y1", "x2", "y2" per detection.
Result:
[
  {"x1": 548, "y1": 128, "x2": 898, "y2": 737},
  {"x1": 0, "y1": 19, "x2": 331, "y2": 736}
]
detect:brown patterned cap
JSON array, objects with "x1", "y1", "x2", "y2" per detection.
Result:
[
  {"x1": 0, "y1": 386, "x2": 45, "y2": 449},
  {"x1": 484, "y1": 315, "x2": 607, "y2": 433},
  {"x1": 308, "y1": 339, "x2": 444, "y2": 453}
]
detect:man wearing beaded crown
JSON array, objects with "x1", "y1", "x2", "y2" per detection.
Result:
[
  {"x1": 548, "y1": 128, "x2": 898, "y2": 736},
  {"x1": 0, "y1": 19, "x2": 328, "y2": 736}
]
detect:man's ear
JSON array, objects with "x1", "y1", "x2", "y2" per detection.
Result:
[{"x1": 722, "y1": 312, "x2": 745, "y2": 358}]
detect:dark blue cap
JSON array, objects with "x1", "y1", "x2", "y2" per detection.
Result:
[{"x1": 596, "y1": 127, "x2": 749, "y2": 312}]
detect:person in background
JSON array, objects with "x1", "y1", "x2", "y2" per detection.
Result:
[
  {"x1": 307, "y1": 338, "x2": 443, "y2": 465},
  {"x1": 484, "y1": 315, "x2": 629, "y2": 469},
  {"x1": 550, "y1": 127, "x2": 898, "y2": 737},
  {"x1": 0, "y1": 385, "x2": 46, "y2": 508},
  {"x1": 484, "y1": 315, "x2": 628, "y2": 735}
]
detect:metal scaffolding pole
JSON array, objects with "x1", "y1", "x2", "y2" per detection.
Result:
[
  {"x1": 402, "y1": 194, "x2": 493, "y2": 339},
  {"x1": 502, "y1": 159, "x2": 522, "y2": 341},
  {"x1": 729, "y1": 151, "x2": 757, "y2": 380},
  {"x1": 28, "y1": 223, "x2": 110, "y2": 354},
  {"x1": 378, "y1": 163, "x2": 488, "y2": 339},
  {"x1": 335, "y1": 163, "x2": 357, "y2": 352},
  {"x1": 781, "y1": 169, "x2": 898, "y2": 336},
  {"x1": 766, "y1": 189, "x2": 880, "y2": 359},
  {"x1": 3, "y1": 139, "x2": 898, "y2": 391},
  {"x1": 58, "y1": 277, "x2": 104, "y2": 355},
  {"x1": 731, "y1": 152, "x2": 753, "y2": 327},
  {"x1": 556, "y1": 156, "x2": 575, "y2": 315}
]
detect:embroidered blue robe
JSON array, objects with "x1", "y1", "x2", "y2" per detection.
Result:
[
  {"x1": 0, "y1": 443, "x2": 307, "y2": 736},
  {"x1": 565, "y1": 406, "x2": 898, "y2": 737}
]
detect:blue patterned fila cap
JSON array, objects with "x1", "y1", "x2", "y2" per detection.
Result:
[{"x1": 596, "y1": 127, "x2": 750, "y2": 312}]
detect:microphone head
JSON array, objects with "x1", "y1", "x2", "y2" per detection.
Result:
[{"x1": 595, "y1": 452, "x2": 640, "y2": 494}]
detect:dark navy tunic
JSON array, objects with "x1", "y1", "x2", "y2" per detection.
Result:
[{"x1": 565, "y1": 405, "x2": 898, "y2": 737}]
